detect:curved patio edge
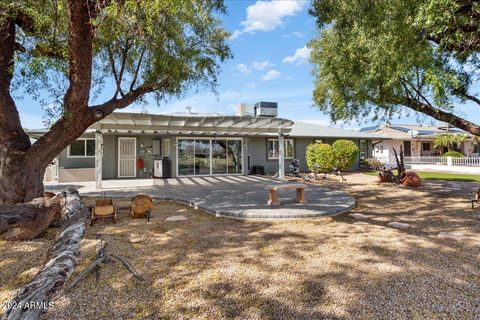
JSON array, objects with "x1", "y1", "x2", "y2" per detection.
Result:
[{"x1": 151, "y1": 190, "x2": 357, "y2": 220}]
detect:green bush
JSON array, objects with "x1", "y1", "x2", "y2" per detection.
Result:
[
  {"x1": 363, "y1": 158, "x2": 384, "y2": 170},
  {"x1": 332, "y1": 140, "x2": 359, "y2": 171},
  {"x1": 441, "y1": 151, "x2": 465, "y2": 158},
  {"x1": 306, "y1": 143, "x2": 335, "y2": 173}
]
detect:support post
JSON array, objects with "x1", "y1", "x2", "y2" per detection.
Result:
[
  {"x1": 95, "y1": 132, "x2": 103, "y2": 190},
  {"x1": 278, "y1": 132, "x2": 285, "y2": 179},
  {"x1": 447, "y1": 156, "x2": 453, "y2": 167}
]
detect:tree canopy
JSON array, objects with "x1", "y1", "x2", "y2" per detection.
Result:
[
  {"x1": 309, "y1": 0, "x2": 480, "y2": 135},
  {"x1": 3, "y1": 0, "x2": 231, "y2": 117},
  {"x1": 0, "y1": 0, "x2": 231, "y2": 203}
]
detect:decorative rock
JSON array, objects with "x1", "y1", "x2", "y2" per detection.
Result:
[
  {"x1": 351, "y1": 213, "x2": 370, "y2": 220},
  {"x1": 437, "y1": 232, "x2": 467, "y2": 241},
  {"x1": 165, "y1": 215, "x2": 188, "y2": 222},
  {"x1": 387, "y1": 222, "x2": 410, "y2": 230}
]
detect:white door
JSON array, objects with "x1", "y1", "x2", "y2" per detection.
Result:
[{"x1": 118, "y1": 137, "x2": 136, "y2": 178}]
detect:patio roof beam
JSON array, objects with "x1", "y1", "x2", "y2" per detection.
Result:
[{"x1": 98, "y1": 123, "x2": 291, "y2": 134}]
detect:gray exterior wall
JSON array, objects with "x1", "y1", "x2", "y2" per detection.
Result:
[
  {"x1": 58, "y1": 133, "x2": 95, "y2": 169},
  {"x1": 58, "y1": 134, "x2": 373, "y2": 180}
]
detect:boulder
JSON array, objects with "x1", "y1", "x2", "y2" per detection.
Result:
[
  {"x1": 437, "y1": 232, "x2": 467, "y2": 241},
  {"x1": 387, "y1": 221, "x2": 411, "y2": 230},
  {"x1": 165, "y1": 215, "x2": 188, "y2": 222},
  {"x1": 351, "y1": 213, "x2": 370, "y2": 220}
]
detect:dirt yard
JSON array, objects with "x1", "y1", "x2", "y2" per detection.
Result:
[{"x1": 1, "y1": 173, "x2": 479, "y2": 319}]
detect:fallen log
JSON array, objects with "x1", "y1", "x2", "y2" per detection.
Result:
[
  {"x1": 0, "y1": 195, "x2": 63, "y2": 241},
  {"x1": 1, "y1": 187, "x2": 90, "y2": 320}
]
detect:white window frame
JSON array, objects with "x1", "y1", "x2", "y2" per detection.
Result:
[
  {"x1": 267, "y1": 138, "x2": 294, "y2": 160},
  {"x1": 67, "y1": 138, "x2": 96, "y2": 158}
]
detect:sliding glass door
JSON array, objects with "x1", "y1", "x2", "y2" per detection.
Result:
[
  {"x1": 177, "y1": 138, "x2": 242, "y2": 176},
  {"x1": 212, "y1": 140, "x2": 227, "y2": 174}
]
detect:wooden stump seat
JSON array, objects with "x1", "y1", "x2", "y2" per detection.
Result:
[
  {"x1": 131, "y1": 195, "x2": 153, "y2": 220},
  {"x1": 265, "y1": 184, "x2": 307, "y2": 206},
  {"x1": 91, "y1": 199, "x2": 116, "y2": 225}
]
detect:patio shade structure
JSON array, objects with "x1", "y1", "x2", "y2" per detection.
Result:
[{"x1": 89, "y1": 112, "x2": 294, "y2": 188}]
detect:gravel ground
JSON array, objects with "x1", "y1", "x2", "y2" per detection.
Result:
[{"x1": 1, "y1": 173, "x2": 479, "y2": 319}]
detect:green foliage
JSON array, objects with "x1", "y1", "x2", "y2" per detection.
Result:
[
  {"x1": 3, "y1": 0, "x2": 232, "y2": 123},
  {"x1": 433, "y1": 133, "x2": 466, "y2": 150},
  {"x1": 331, "y1": 140, "x2": 359, "y2": 171},
  {"x1": 362, "y1": 158, "x2": 384, "y2": 170},
  {"x1": 308, "y1": 0, "x2": 479, "y2": 127},
  {"x1": 306, "y1": 143, "x2": 335, "y2": 174},
  {"x1": 441, "y1": 151, "x2": 465, "y2": 158}
]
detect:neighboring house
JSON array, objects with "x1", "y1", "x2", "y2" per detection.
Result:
[
  {"x1": 360, "y1": 123, "x2": 479, "y2": 163},
  {"x1": 27, "y1": 102, "x2": 384, "y2": 186}
]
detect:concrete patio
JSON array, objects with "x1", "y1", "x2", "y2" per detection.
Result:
[{"x1": 45, "y1": 175, "x2": 356, "y2": 219}]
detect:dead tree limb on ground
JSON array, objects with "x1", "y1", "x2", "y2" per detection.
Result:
[
  {"x1": 1, "y1": 187, "x2": 90, "y2": 320},
  {"x1": 65, "y1": 239, "x2": 144, "y2": 293},
  {"x1": 0, "y1": 194, "x2": 63, "y2": 241}
]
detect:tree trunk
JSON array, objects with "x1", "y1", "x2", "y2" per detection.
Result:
[
  {"x1": 1, "y1": 188, "x2": 90, "y2": 320},
  {"x1": 0, "y1": 17, "x2": 43, "y2": 205},
  {"x1": 0, "y1": 152, "x2": 47, "y2": 205},
  {"x1": 0, "y1": 194, "x2": 63, "y2": 241}
]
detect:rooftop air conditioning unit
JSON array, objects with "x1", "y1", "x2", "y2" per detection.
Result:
[
  {"x1": 254, "y1": 101, "x2": 278, "y2": 117},
  {"x1": 236, "y1": 103, "x2": 254, "y2": 116}
]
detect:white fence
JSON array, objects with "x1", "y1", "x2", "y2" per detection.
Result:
[{"x1": 374, "y1": 156, "x2": 480, "y2": 167}]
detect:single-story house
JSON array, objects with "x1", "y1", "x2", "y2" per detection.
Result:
[
  {"x1": 28, "y1": 102, "x2": 385, "y2": 188},
  {"x1": 360, "y1": 123, "x2": 479, "y2": 163}
]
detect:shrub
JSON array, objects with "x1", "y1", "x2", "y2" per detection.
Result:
[
  {"x1": 332, "y1": 140, "x2": 359, "y2": 171},
  {"x1": 306, "y1": 143, "x2": 335, "y2": 174},
  {"x1": 363, "y1": 158, "x2": 384, "y2": 170},
  {"x1": 441, "y1": 151, "x2": 465, "y2": 158}
]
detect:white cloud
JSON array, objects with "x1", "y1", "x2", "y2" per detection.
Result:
[
  {"x1": 252, "y1": 60, "x2": 275, "y2": 71},
  {"x1": 291, "y1": 31, "x2": 304, "y2": 38},
  {"x1": 230, "y1": 0, "x2": 308, "y2": 40},
  {"x1": 283, "y1": 45, "x2": 312, "y2": 64},
  {"x1": 262, "y1": 69, "x2": 281, "y2": 81},
  {"x1": 245, "y1": 82, "x2": 256, "y2": 89},
  {"x1": 234, "y1": 63, "x2": 252, "y2": 74}
]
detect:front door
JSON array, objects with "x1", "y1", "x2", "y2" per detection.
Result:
[
  {"x1": 403, "y1": 141, "x2": 412, "y2": 157},
  {"x1": 118, "y1": 137, "x2": 136, "y2": 178}
]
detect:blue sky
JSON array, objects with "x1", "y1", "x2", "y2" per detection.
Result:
[{"x1": 17, "y1": 0, "x2": 480, "y2": 130}]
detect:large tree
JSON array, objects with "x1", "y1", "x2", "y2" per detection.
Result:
[
  {"x1": 0, "y1": 0, "x2": 231, "y2": 204},
  {"x1": 309, "y1": 0, "x2": 480, "y2": 135}
]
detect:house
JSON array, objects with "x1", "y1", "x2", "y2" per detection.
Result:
[
  {"x1": 360, "y1": 123, "x2": 479, "y2": 163},
  {"x1": 28, "y1": 102, "x2": 384, "y2": 187}
]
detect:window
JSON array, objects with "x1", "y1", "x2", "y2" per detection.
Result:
[
  {"x1": 359, "y1": 139, "x2": 368, "y2": 159},
  {"x1": 422, "y1": 142, "x2": 431, "y2": 151},
  {"x1": 68, "y1": 139, "x2": 95, "y2": 157},
  {"x1": 267, "y1": 139, "x2": 294, "y2": 159},
  {"x1": 177, "y1": 138, "x2": 243, "y2": 176},
  {"x1": 162, "y1": 138, "x2": 170, "y2": 157}
]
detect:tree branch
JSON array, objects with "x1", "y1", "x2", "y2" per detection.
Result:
[
  {"x1": 63, "y1": 0, "x2": 95, "y2": 114},
  {"x1": 107, "y1": 46, "x2": 122, "y2": 99},
  {"x1": 129, "y1": 47, "x2": 146, "y2": 92},
  {"x1": 390, "y1": 94, "x2": 480, "y2": 136},
  {"x1": 90, "y1": 78, "x2": 168, "y2": 116}
]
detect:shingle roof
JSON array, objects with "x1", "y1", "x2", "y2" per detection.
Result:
[{"x1": 288, "y1": 121, "x2": 386, "y2": 139}]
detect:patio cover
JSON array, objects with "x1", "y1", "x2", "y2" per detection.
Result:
[{"x1": 89, "y1": 112, "x2": 293, "y2": 135}]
